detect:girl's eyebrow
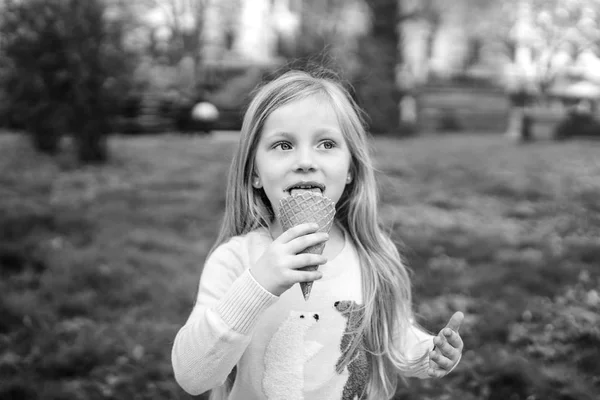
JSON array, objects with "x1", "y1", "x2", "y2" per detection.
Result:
[
  {"x1": 264, "y1": 128, "x2": 341, "y2": 140},
  {"x1": 263, "y1": 131, "x2": 295, "y2": 141}
]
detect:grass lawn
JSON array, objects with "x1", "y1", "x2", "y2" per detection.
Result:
[{"x1": 0, "y1": 131, "x2": 599, "y2": 399}]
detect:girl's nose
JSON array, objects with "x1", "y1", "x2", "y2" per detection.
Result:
[{"x1": 294, "y1": 148, "x2": 317, "y2": 172}]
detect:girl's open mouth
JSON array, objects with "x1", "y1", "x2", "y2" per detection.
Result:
[{"x1": 285, "y1": 182, "x2": 325, "y2": 195}]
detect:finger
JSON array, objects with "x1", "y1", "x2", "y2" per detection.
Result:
[
  {"x1": 277, "y1": 223, "x2": 320, "y2": 243},
  {"x1": 445, "y1": 311, "x2": 464, "y2": 333},
  {"x1": 429, "y1": 349, "x2": 455, "y2": 370},
  {"x1": 287, "y1": 232, "x2": 329, "y2": 254},
  {"x1": 294, "y1": 269, "x2": 323, "y2": 283},
  {"x1": 433, "y1": 335, "x2": 456, "y2": 359},
  {"x1": 288, "y1": 253, "x2": 328, "y2": 269},
  {"x1": 427, "y1": 367, "x2": 446, "y2": 378},
  {"x1": 442, "y1": 327, "x2": 464, "y2": 350}
]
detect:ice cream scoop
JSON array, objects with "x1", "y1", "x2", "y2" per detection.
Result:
[{"x1": 278, "y1": 190, "x2": 336, "y2": 300}]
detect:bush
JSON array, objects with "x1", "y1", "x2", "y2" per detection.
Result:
[
  {"x1": 508, "y1": 270, "x2": 600, "y2": 393},
  {"x1": 553, "y1": 109, "x2": 600, "y2": 140},
  {"x1": 0, "y1": 0, "x2": 134, "y2": 162}
]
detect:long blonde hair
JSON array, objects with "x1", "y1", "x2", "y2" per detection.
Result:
[{"x1": 209, "y1": 69, "x2": 424, "y2": 399}]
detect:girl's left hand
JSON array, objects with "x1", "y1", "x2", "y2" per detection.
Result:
[{"x1": 428, "y1": 311, "x2": 464, "y2": 378}]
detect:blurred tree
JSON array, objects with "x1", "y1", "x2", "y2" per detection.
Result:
[
  {"x1": 0, "y1": 0, "x2": 134, "y2": 163},
  {"x1": 0, "y1": 0, "x2": 70, "y2": 153},
  {"x1": 139, "y1": 0, "x2": 208, "y2": 67},
  {"x1": 399, "y1": 0, "x2": 445, "y2": 84},
  {"x1": 131, "y1": 0, "x2": 240, "y2": 92},
  {"x1": 466, "y1": 0, "x2": 600, "y2": 94},
  {"x1": 292, "y1": 1, "x2": 362, "y2": 64}
]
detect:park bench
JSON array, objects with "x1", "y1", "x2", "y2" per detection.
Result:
[{"x1": 416, "y1": 84, "x2": 509, "y2": 133}]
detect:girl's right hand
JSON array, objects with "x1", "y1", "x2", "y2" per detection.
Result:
[{"x1": 251, "y1": 223, "x2": 328, "y2": 296}]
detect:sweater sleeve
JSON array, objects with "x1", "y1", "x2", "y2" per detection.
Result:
[
  {"x1": 399, "y1": 322, "x2": 462, "y2": 379},
  {"x1": 171, "y1": 238, "x2": 278, "y2": 395},
  {"x1": 401, "y1": 323, "x2": 435, "y2": 379}
]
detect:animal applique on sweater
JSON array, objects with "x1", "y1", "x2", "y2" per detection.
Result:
[
  {"x1": 263, "y1": 311, "x2": 323, "y2": 400},
  {"x1": 334, "y1": 300, "x2": 370, "y2": 400}
]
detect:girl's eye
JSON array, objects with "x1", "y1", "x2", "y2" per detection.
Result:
[
  {"x1": 320, "y1": 140, "x2": 336, "y2": 150},
  {"x1": 274, "y1": 142, "x2": 292, "y2": 150}
]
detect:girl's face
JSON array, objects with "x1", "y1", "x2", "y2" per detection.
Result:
[{"x1": 253, "y1": 94, "x2": 352, "y2": 222}]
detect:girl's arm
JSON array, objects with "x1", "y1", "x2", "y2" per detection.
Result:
[
  {"x1": 171, "y1": 239, "x2": 278, "y2": 395},
  {"x1": 402, "y1": 313, "x2": 464, "y2": 379}
]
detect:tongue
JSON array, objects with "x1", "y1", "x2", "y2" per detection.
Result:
[{"x1": 291, "y1": 188, "x2": 321, "y2": 196}]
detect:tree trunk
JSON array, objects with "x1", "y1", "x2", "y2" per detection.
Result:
[
  {"x1": 30, "y1": 127, "x2": 60, "y2": 155},
  {"x1": 75, "y1": 107, "x2": 108, "y2": 164},
  {"x1": 76, "y1": 125, "x2": 107, "y2": 164},
  {"x1": 28, "y1": 107, "x2": 65, "y2": 155},
  {"x1": 356, "y1": 0, "x2": 401, "y2": 134}
]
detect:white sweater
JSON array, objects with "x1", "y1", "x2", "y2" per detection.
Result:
[{"x1": 172, "y1": 228, "x2": 434, "y2": 399}]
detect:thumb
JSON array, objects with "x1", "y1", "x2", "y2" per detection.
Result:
[{"x1": 445, "y1": 311, "x2": 464, "y2": 332}]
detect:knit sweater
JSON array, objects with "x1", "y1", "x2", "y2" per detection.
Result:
[{"x1": 172, "y1": 228, "x2": 435, "y2": 400}]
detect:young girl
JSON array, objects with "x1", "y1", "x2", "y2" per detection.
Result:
[{"x1": 172, "y1": 69, "x2": 464, "y2": 400}]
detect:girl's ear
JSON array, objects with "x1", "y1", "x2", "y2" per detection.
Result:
[
  {"x1": 252, "y1": 175, "x2": 262, "y2": 189},
  {"x1": 346, "y1": 173, "x2": 353, "y2": 184}
]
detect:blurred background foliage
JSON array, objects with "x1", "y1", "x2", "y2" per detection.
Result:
[
  {"x1": 1, "y1": 0, "x2": 600, "y2": 162},
  {"x1": 1, "y1": 0, "x2": 600, "y2": 399},
  {"x1": 0, "y1": 0, "x2": 135, "y2": 162}
]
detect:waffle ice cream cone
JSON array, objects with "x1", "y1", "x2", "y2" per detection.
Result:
[{"x1": 278, "y1": 190, "x2": 336, "y2": 301}]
